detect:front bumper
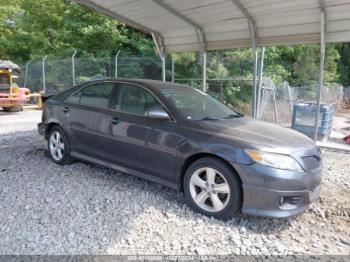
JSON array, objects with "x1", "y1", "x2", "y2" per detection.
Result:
[
  {"x1": 37, "y1": 122, "x2": 47, "y2": 136},
  {"x1": 232, "y1": 162, "x2": 322, "y2": 218},
  {"x1": 0, "y1": 93, "x2": 30, "y2": 106}
]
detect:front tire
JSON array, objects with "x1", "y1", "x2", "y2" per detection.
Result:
[
  {"x1": 184, "y1": 157, "x2": 242, "y2": 219},
  {"x1": 48, "y1": 126, "x2": 74, "y2": 165}
]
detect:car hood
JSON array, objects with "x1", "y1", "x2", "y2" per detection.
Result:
[{"x1": 192, "y1": 117, "x2": 316, "y2": 154}]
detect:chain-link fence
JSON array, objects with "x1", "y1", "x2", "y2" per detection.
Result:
[
  {"x1": 22, "y1": 55, "x2": 169, "y2": 94},
  {"x1": 257, "y1": 81, "x2": 344, "y2": 130},
  {"x1": 18, "y1": 51, "x2": 346, "y2": 142},
  {"x1": 118, "y1": 56, "x2": 163, "y2": 80},
  {"x1": 173, "y1": 78, "x2": 254, "y2": 116}
]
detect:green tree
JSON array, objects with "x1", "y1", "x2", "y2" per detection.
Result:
[
  {"x1": 337, "y1": 43, "x2": 350, "y2": 87},
  {"x1": 0, "y1": 0, "x2": 20, "y2": 58},
  {"x1": 0, "y1": 0, "x2": 346, "y2": 89},
  {"x1": 0, "y1": 0, "x2": 154, "y2": 61}
]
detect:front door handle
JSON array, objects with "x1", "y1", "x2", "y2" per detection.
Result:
[
  {"x1": 109, "y1": 117, "x2": 120, "y2": 125},
  {"x1": 62, "y1": 106, "x2": 70, "y2": 113}
]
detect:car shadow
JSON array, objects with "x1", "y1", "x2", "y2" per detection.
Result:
[
  {"x1": 0, "y1": 110, "x2": 21, "y2": 115},
  {"x1": 39, "y1": 146, "x2": 293, "y2": 235}
]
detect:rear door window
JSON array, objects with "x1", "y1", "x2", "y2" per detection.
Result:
[{"x1": 66, "y1": 82, "x2": 114, "y2": 109}]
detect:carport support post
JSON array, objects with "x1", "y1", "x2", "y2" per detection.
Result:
[
  {"x1": 257, "y1": 47, "x2": 265, "y2": 118},
  {"x1": 287, "y1": 82, "x2": 294, "y2": 116},
  {"x1": 152, "y1": 32, "x2": 166, "y2": 82},
  {"x1": 314, "y1": 11, "x2": 326, "y2": 142},
  {"x1": 202, "y1": 50, "x2": 207, "y2": 92},
  {"x1": 249, "y1": 21, "x2": 258, "y2": 118},
  {"x1": 42, "y1": 55, "x2": 48, "y2": 94},
  {"x1": 161, "y1": 56, "x2": 166, "y2": 82},
  {"x1": 115, "y1": 50, "x2": 121, "y2": 79},
  {"x1": 273, "y1": 86, "x2": 279, "y2": 124},
  {"x1": 24, "y1": 61, "x2": 30, "y2": 88},
  {"x1": 171, "y1": 58, "x2": 175, "y2": 83},
  {"x1": 71, "y1": 51, "x2": 77, "y2": 86}
]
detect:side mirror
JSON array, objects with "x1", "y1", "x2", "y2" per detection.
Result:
[{"x1": 145, "y1": 106, "x2": 170, "y2": 120}]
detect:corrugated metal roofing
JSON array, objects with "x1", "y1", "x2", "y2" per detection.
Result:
[{"x1": 74, "y1": 0, "x2": 350, "y2": 53}]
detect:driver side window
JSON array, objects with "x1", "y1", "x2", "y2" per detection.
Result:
[{"x1": 114, "y1": 84, "x2": 162, "y2": 116}]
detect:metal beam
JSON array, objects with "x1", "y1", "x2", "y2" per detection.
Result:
[
  {"x1": 319, "y1": 0, "x2": 326, "y2": 11},
  {"x1": 71, "y1": 50, "x2": 77, "y2": 86},
  {"x1": 151, "y1": 0, "x2": 207, "y2": 89},
  {"x1": 115, "y1": 50, "x2": 121, "y2": 79},
  {"x1": 232, "y1": 0, "x2": 255, "y2": 23},
  {"x1": 232, "y1": 0, "x2": 257, "y2": 39},
  {"x1": 249, "y1": 21, "x2": 258, "y2": 118},
  {"x1": 314, "y1": 1, "x2": 326, "y2": 141},
  {"x1": 152, "y1": 32, "x2": 166, "y2": 82},
  {"x1": 232, "y1": 0, "x2": 259, "y2": 117},
  {"x1": 202, "y1": 51, "x2": 207, "y2": 92},
  {"x1": 151, "y1": 0, "x2": 206, "y2": 51},
  {"x1": 74, "y1": 0, "x2": 161, "y2": 37},
  {"x1": 257, "y1": 47, "x2": 265, "y2": 119},
  {"x1": 24, "y1": 61, "x2": 30, "y2": 88},
  {"x1": 42, "y1": 55, "x2": 48, "y2": 94},
  {"x1": 171, "y1": 58, "x2": 175, "y2": 83}
]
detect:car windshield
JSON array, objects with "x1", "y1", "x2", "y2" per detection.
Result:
[{"x1": 160, "y1": 86, "x2": 242, "y2": 121}]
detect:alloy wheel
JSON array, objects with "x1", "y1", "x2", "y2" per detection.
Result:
[
  {"x1": 49, "y1": 131, "x2": 65, "y2": 161},
  {"x1": 189, "y1": 167, "x2": 230, "y2": 212}
]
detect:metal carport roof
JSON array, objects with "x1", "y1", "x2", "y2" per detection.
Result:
[
  {"x1": 74, "y1": 0, "x2": 350, "y2": 53},
  {"x1": 73, "y1": 0, "x2": 350, "y2": 141}
]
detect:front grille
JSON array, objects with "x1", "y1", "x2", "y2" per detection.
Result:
[
  {"x1": 0, "y1": 84, "x2": 10, "y2": 92},
  {"x1": 301, "y1": 155, "x2": 321, "y2": 171},
  {"x1": 0, "y1": 73, "x2": 10, "y2": 92}
]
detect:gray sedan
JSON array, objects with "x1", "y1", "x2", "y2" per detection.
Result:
[{"x1": 37, "y1": 79, "x2": 322, "y2": 219}]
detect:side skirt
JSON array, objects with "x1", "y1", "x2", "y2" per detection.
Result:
[{"x1": 70, "y1": 151, "x2": 179, "y2": 190}]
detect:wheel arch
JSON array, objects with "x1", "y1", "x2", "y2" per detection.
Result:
[
  {"x1": 179, "y1": 153, "x2": 243, "y2": 192},
  {"x1": 45, "y1": 122, "x2": 61, "y2": 139}
]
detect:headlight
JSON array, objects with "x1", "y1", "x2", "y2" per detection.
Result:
[{"x1": 245, "y1": 150, "x2": 305, "y2": 172}]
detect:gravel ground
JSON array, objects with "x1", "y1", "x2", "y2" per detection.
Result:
[{"x1": 0, "y1": 109, "x2": 349, "y2": 255}]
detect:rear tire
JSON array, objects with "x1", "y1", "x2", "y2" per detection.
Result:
[
  {"x1": 2, "y1": 105, "x2": 23, "y2": 112},
  {"x1": 183, "y1": 157, "x2": 242, "y2": 219},
  {"x1": 48, "y1": 126, "x2": 74, "y2": 165}
]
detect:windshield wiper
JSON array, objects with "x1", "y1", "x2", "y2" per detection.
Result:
[
  {"x1": 197, "y1": 116, "x2": 220, "y2": 121},
  {"x1": 224, "y1": 113, "x2": 244, "y2": 119},
  {"x1": 195, "y1": 113, "x2": 243, "y2": 121}
]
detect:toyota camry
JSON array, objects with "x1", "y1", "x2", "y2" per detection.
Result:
[{"x1": 38, "y1": 79, "x2": 322, "y2": 219}]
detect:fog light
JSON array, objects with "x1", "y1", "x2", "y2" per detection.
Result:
[
  {"x1": 286, "y1": 196, "x2": 301, "y2": 205},
  {"x1": 279, "y1": 196, "x2": 301, "y2": 207}
]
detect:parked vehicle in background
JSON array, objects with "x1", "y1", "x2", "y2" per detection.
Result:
[
  {"x1": 0, "y1": 60, "x2": 30, "y2": 112},
  {"x1": 37, "y1": 79, "x2": 323, "y2": 219}
]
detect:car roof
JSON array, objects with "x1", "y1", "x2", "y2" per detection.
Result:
[{"x1": 89, "y1": 78, "x2": 192, "y2": 90}]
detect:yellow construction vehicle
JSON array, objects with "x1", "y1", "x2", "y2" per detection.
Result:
[{"x1": 0, "y1": 60, "x2": 42, "y2": 111}]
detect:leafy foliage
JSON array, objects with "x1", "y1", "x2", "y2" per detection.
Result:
[
  {"x1": 1, "y1": 0, "x2": 349, "y2": 89},
  {"x1": 0, "y1": 0, "x2": 154, "y2": 61},
  {"x1": 337, "y1": 43, "x2": 350, "y2": 87}
]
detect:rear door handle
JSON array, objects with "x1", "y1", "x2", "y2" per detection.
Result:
[
  {"x1": 62, "y1": 106, "x2": 70, "y2": 113},
  {"x1": 109, "y1": 117, "x2": 120, "y2": 125}
]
